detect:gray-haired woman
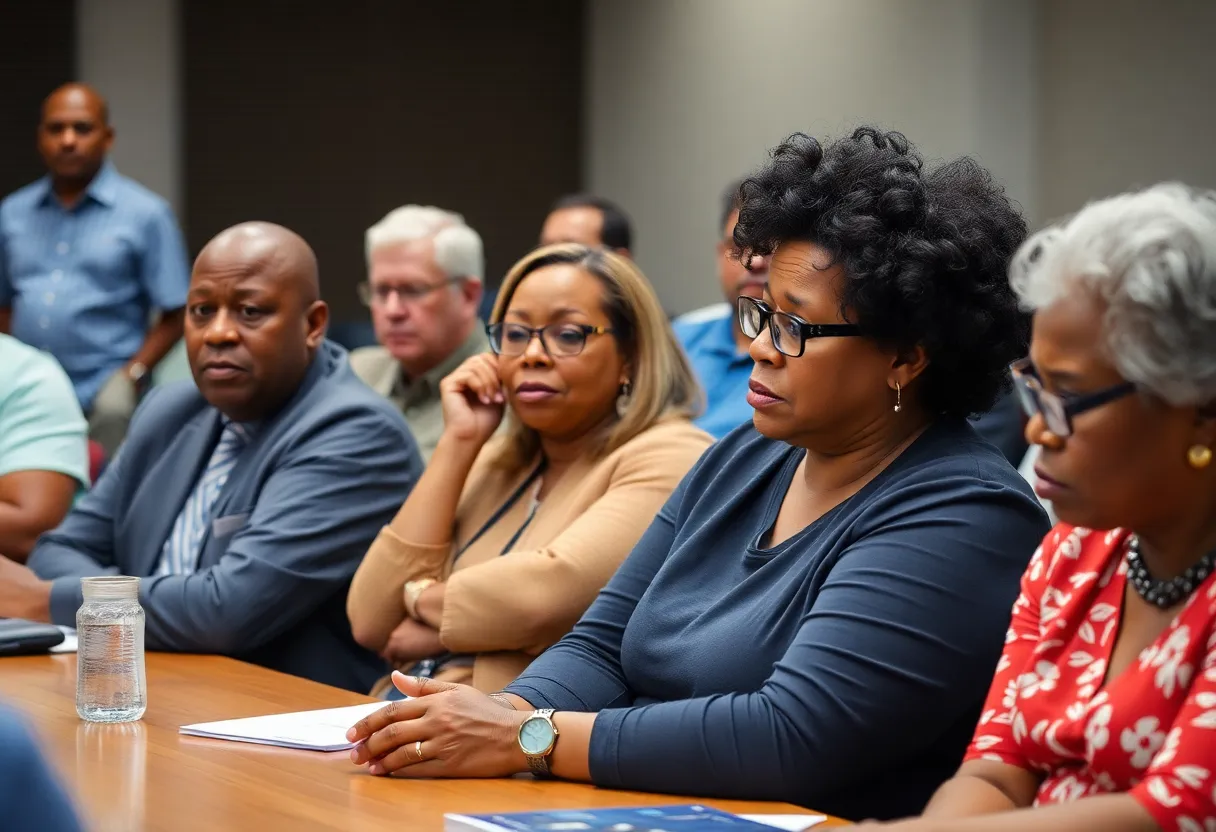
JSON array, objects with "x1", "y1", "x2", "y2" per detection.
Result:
[{"x1": 875, "y1": 183, "x2": 1216, "y2": 830}]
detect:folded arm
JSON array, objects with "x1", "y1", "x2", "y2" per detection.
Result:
[
  {"x1": 0, "y1": 472, "x2": 79, "y2": 562},
  {"x1": 12, "y1": 446, "x2": 127, "y2": 620},
  {"x1": 0, "y1": 344, "x2": 89, "y2": 561},
  {"x1": 440, "y1": 436, "x2": 703, "y2": 654},
  {"x1": 345, "y1": 432, "x2": 485, "y2": 650},
  {"x1": 27, "y1": 439, "x2": 135, "y2": 582},
  {"x1": 504, "y1": 500, "x2": 679, "y2": 712}
]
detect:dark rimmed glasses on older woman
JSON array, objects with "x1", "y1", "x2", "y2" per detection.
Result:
[{"x1": 1009, "y1": 357, "x2": 1136, "y2": 437}]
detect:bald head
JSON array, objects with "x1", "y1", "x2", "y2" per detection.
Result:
[
  {"x1": 39, "y1": 83, "x2": 113, "y2": 188},
  {"x1": 186, "y1": 222, "x2": 329, "y2": 422},
  {"x1": 44, "y1": 83, "x2": 109, "y2": 125},
  {"x1": 195, "y1": 222, "x2": 320, "y2": 303}
]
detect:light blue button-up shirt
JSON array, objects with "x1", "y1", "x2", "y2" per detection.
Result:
[
  {"x1": 0, "y1": 163, "x2": 190, "y2": 410},
  {"x1": 672, "y1": 303, "x2": 755, "y2": 439}
]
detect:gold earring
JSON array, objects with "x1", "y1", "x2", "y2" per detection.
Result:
[
  {"x1": 615, "y1": 381, "x2": 633, "y2": 418},
  {"x1": 1188, "y1": 445, "x2": 1212, "y2": 470},
  {"x1": 893, "y1": 382, "x2": 902, "y2": 413}
]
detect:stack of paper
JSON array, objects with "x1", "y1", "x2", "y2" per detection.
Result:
[{"x1": 179, "y1": 701, "x2": 391, "y2": 751}]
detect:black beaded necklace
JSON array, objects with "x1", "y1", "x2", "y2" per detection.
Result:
[{"x1": 1126, "y1": 535, "x2": 1216, "y2": 609}]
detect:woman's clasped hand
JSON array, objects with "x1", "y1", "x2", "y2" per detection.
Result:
[{"x1": 347, "y1": 672, "x2": 527, "y2": 778}]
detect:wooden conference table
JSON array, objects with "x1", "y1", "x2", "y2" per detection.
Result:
[{"x1": 0, "y1": 654, "x2": 845, "y2": 831}]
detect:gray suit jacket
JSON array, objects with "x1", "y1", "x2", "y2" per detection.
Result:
[{"x1": 28, "y1": 340, "x2": 423, "y2": 692}]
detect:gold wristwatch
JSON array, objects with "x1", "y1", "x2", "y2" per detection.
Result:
[
  {"x1": 518, "y1": 709, "x2": 559, "y2": 778},
  {"x1": 403, "y1": 578, "x2": 437, "y2": 620}
]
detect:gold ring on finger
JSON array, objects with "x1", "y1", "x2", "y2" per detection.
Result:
[{"x1": 414, "y1": 740, "x2": 424, "y2": 762}]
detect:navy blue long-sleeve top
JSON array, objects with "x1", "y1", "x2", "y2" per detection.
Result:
[{"x1": 505, "y1": 420, "x2": 1050, "y2": 821}]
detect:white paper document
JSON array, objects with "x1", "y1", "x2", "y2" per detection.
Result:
[
  {"x1": 179, "y1": 701, "x2": 391, "y2": 751},
  {"x1": 50, "y1": 626, "x2": 77, "y2": 653},
  {"x1": 739, "y1": 814, "x2": 828, "y2": 830}
]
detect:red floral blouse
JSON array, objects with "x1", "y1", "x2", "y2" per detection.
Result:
[{"x1": 965, "y1": 525, "x2": 1216, "y2": 832}]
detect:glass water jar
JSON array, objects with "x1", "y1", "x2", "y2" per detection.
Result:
[{"x1": 76, "y1": 576, "x2": 146, "y2": 723}]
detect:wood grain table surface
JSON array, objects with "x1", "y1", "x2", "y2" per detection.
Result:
[{"x1": 0, "y1": 653, "x2": 846, "y2": 830}]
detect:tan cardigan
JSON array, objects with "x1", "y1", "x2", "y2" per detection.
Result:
[{"x1": 346, "y1": 418, "x2": 713, "y2": 693}]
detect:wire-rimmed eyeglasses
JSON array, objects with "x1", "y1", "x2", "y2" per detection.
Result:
[
  {"x1": 357, "y1": 277, "x2": 464, "y2": 307},
  {"x1": 486, "y1": 322, "x2": 615, "y2": 358}
]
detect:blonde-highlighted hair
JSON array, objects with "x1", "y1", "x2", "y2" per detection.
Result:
[{"x1": 489, "y1": 244, "x2": 703, "y2": 469}]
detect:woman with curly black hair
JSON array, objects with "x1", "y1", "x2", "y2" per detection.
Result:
[{"x1": 342, "y1": 128, "x2": 1050, "y2": 823}]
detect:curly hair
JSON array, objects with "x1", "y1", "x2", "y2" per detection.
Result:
[{"x1": 733, "y1": 127, "x2": 1029, "y2": 418}]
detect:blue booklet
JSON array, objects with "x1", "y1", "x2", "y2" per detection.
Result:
[{"x1": 444, "y1": 803, "x2": 805, "y2": 831}]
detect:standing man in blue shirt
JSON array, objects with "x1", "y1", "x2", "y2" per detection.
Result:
[
  {"x1": 671, "y1": 179, "x2": 770, "y2": 438},
  {"x1": 0, "y1": 83, "x2": 191, "y2": 455}
]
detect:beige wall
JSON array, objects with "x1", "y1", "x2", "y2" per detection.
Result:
[
  {"x1": 72, "y1": 0, "x2": 1216, "y2": 312},
  {"x1": 585, "y1": 0, "x2": 1038, "y2": 314},
  {"x1": 1038, "y1": 0, "x2": 1216, "y2": 222},
  {"x1": 76, "y1": 0, "x2": 182, "y2": 218}
]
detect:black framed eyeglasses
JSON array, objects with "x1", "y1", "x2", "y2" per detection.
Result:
[
  {"x1": 736, "y1": 296, "x2": 861, "y2": 358},
  {"x1": 486, "y1": 322, "x2": 614, "y2": 358},
  {"x1": 357, "y1": 277, "x2": 464, "y2": 307},
  {"x1": 1009, "y1": 358, "x2": 1136, "y2": 437}
]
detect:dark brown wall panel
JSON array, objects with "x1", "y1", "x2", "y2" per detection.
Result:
[
  {"x1": 183, "y1": 0, "x2": 584, "y2": 323},
  {"x1": 0, "y1": 1, "x2": 77, "y2": 196}
]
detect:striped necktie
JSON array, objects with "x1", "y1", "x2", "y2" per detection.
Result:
[{"x1": 156, "y1": 422, "x2": 248, "y2": 576}]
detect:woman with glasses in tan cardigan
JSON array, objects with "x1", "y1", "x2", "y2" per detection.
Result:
[{"x1": 346, "y1": 243, "x2": 712, "y2": 696}]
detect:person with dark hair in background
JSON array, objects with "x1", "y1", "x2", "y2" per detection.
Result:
[
  {"x1": 343, "y1": 128, "x2": 1049, "y2": 823},
  {"x1": 670, "y1": 178, "x2": 770, "y2": 438},
  {"x1": 540, "y1": 194, "x2": 633, "y2": 257},
  {"x1": 0, "y1": 222, "x2": 421, "y2": 692},
  {"x1": 0, "y1": 83, "x2": 191, "y2": 456}
]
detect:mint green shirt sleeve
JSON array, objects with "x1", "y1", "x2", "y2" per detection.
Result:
[{"x1": 0, "y1": 336, "x2": 90, "y2": 488}]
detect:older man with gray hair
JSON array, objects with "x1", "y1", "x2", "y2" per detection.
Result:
[{"x1": 350, "y1": 206, "x2": 488, "y2": 461}]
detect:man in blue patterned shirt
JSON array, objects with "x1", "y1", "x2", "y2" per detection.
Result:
[
  {"x1": 671, "y1": 179, "x2": 770, "y2": 439},
  {"x1": 0, "y1": 84, "x2": 190, "y2": 455}
]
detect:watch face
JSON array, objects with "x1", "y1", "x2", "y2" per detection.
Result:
[{"x1": 519, "y1": 716, "x2": 555, "y2": 755}]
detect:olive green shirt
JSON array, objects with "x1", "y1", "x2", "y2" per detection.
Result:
[{"x1": 348, "y1": 325, "x2": 489, "y2": 462}]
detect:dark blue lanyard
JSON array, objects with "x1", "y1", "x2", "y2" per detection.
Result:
[{"x1": 453, "y1": 459, "x2": 547, "y2": 562}]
